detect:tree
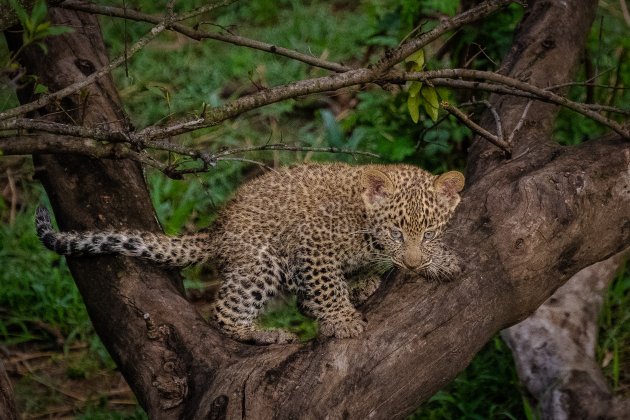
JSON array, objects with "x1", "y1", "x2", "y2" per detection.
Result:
[{"x1": 1, "y1": 0, "x2": 628, "y2": 418}]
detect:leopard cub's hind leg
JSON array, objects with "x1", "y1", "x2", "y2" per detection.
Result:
[{"x1": 212, "y1": 265, "x2": 298, "y2": 345}]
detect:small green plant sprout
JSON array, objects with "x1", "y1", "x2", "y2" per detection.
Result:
[
  {"x1": 6, "y1": 0, "x2": 73, "y2": 95},
  {"x1": 9, "y1": 0, "x2": 74, "y2": 54},
  {"x1": 405, "y1": 49, "x2": 439, "y2": 123}
]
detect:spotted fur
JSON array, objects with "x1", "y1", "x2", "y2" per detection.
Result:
[{"x1": 36, "y1": 163, "x2": 464, "y2": 344}]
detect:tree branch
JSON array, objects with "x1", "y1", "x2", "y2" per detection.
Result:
[
  {"x1": 0, "y1": 132, "x2": 379, "y2": 179},
  {"x1": 372, "y1": 0, "x2": 516, "y2": 72},
  {"x1": 60, "y1": 0, "x2": 351, "y2": 73},
  {"x1": 0, "y1": 0, "x2": 233, "y2": 122},
  {"x1": 441, "y1": 101, "x2": 510, "y2": 153},
  {"x1": 403, "y1": 69, "x2": 629, "y2": 138},
  {"x1": 0, "y1": 134, "x2": 166, "y2": 169}
]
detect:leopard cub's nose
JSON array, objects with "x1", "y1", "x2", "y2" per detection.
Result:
[{"x1": 402, "y1": 249, "x2": 424, "y2": 270}]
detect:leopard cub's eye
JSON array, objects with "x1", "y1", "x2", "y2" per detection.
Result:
[
  {"x1": 423, "y1": 230, "x2": 436, "y2": 241},
  {"x1": 389, "y1": 227, "x2": 404, "y2": 242}
]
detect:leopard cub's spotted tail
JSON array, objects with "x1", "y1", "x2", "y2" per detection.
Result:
[{"x1": 35, "y1": 206, "x2": 212, "y2": 266}]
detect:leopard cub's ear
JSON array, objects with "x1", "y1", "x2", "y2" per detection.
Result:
[
  {"x1": 361, "y1": 168, "x2": 394, "y2": 208},
  {"x1": 434, "y1": 171, "x2": 465, "y2": 209}
]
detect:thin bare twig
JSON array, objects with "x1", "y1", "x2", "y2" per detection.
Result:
[
  {"x1": 480, "y1": 99, "x2": 504, "y2": 143},
  {"x1": 508, "y1": 100, "x2": 533, "y2": 144},
  {"x1": 441, "y1": 101, "x2": 511, "y2": 154},
  {"x1": 372, "y1": 0, "x2": 514, "y2": 72},
  {"x1": 213, "y1": 144, "x2": 380, "y2": 158},
  {"x1": 216, "y1": 156, "x2": 276, "y2": 171},
  {"x1": 0, "y1": 0, "x2": 233, "y2": 122},
  {"x1": 403, "y1": 69, "x2": 630, "y2": 138},
  {"x1": 60, "y1": 0, "x2": 351, "y2": 73}
]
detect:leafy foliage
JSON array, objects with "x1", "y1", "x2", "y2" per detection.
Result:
[
  {"x1": 8, "y1": 0, "x2": 73, "y2": 53},
  {"x1": 406, "y1": 49, "x2": 440, "y2": 123}
]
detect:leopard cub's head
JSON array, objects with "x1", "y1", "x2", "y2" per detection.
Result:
[{"x1": 360, "y1": 166, "x2": 465, "y2": 281}]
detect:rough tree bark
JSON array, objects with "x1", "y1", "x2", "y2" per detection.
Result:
[
  {"x1": 4, "y1": 9, "x2": 188, "y2": 413},
  {"x1": 503, "y1": 249, "x2": 630, "y2": 419},
  {"x1": 5, "y1": 0, "x2": 629, "y2": 419}
]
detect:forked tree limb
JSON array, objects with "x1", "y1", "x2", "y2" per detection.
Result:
[{"x1": 4, "y1": 1, "x2": 630, "y2": 419}]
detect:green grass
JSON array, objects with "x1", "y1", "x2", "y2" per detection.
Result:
[
  {"x1": 598, "y1": 262, "x2": 630, "y2": 392},
  {"x1": 101, "y1": 0, "x2": 375, "y2": 130},
  {"x1": 0, "y1": 195, "x2": 91, "y2": 345},
  {"x1": 258, "y1": 296, "x2": 318, "y2": 342},
  {"x1": 410, "y1": 337, "x2": 534, "y2": 420}
]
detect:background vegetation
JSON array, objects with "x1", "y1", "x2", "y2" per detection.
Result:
[{"x1": 0, "y1": 0, "x2": 627, "y2": 418}]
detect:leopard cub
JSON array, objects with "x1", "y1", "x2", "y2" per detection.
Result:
[{"x1": 36, "y1": 163, "x2": 464, "y2": 344}]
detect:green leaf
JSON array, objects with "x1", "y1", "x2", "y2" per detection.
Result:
[
  {"x1": 407, "y1": 93, "x2": 420, "y2": 123},
  {"x1": 34, "y1": 83, "x2": 48, "y2": 94},
  {"x1": 408, "y1": 81, "x2": 422, "y2": 97},
  {"x1": 417, "y1": 85, "x2": 439, "y2": 122},
  {"x1": 35, "y1": 41, "x2": 47, "y2": 54},
  {"x1": 30, "y1": 0, "x2": 48, "y2": 27},
  {"x1": 405, "y1": 49, "x2": 425, "y2": 69},
  {"x1": 44, "y1": 25, "x2": 74, "y2": 36},
  {"x1": 8, "y1": 0, "x2": 29, "y2": 27},
  {"x1": 612, "y1": 339, "x2": 620, "y2": 389},
  {"x1": 34, "y1": 21, "x2": 50, "y2": 37},
  {"x1": 421, "y1": 85, "x2": 439, "y2": 109},
  {"x1": 522, "y1": 395, "x2": 535, "y2": 420},
  {"x1": 422, "y1": 99, "x2": 439, "y2": 122}
]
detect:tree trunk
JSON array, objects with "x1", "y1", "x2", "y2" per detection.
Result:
[
  {"x1": 5, "y1": 9, "x2": 191, "y2": 414},
  {"x1": 503, "y1": 249, "x2": 630, "y2": 419},
  {"x1": 5, "y1": 0, "x2": 629, "y2": 418}
]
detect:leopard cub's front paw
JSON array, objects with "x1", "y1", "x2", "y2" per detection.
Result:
[{"x1": 319, "y1": 316, "x2": 367, "y2": 339}]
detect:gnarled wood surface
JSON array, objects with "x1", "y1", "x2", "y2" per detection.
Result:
[
  {"x1": 504, "y1": 249, "x2": 630, "y2": 419},
  {"x1": 5, "y1": 0, "x2": 629, "y2": 418}
]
